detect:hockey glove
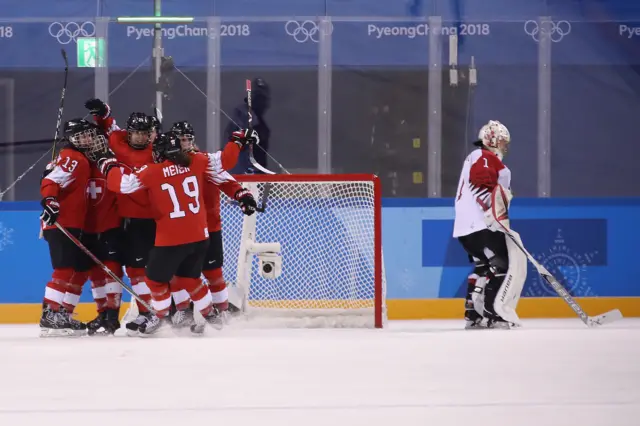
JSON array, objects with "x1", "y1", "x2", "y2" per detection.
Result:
[
  {"x1": 40, "y1": 161, "x2": 56, "y2": 183},
  {"x1": 230, "y1": 128, "x2": 260, "y2": 148},
  {"x1": 40, "y1": 197, "x2": 60, "y2": 226},
  {"x1": 234, "y1": 189, "x2": 257, "y2": 216},
  {"x1": 96, "y1": 149, "x2": 118, "y2": 176},
  {"x1": 84, "y1": 98, "x2": 111, "y2": 118}
]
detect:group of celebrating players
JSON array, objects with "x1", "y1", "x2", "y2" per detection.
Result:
[{"x1": 39, "y1": 97, "x2": 259, "y2": 337}]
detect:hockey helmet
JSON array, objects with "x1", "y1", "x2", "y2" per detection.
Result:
[
  {"x1": 126, "y1": 112, "x2": 152, "y2": 149},
  {"x1": 474, "y1": 120, "x2": 510, "y2": 159},
  {"x1": 170, "y1": 121, "x2": 196, "y2": 152},
  {"x1": 152, "y1": 131, "x2": 182, "y2": 164},
  {"x1": 63, "y1": 118, "x2": 108, "y2": 161},
  {"x1": 148, "y1": 115, "x2": 161, "y2": 131}
]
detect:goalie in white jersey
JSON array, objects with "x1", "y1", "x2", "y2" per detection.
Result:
[{"x1": 453, "y1": 120, "x2": 526, "y2": 329}]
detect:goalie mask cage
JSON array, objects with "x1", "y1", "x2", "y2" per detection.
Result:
[{"x1": 220, "y1": 174, "x2": 386, "y2": 328}]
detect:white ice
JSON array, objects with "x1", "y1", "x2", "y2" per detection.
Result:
[{"x1": 0, "y1": 319, "x2": 638, "y2": 426}]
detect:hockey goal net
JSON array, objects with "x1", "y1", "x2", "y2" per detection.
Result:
[{"x1": 220, "y1": 174, "x2": 386, "y2": 328}]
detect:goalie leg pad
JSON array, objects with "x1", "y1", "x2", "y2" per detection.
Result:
[{"x1": 492, "y1": 230, "x2": 527, "y2": 325}]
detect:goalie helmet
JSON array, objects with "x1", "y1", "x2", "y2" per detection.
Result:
[
  {"x1": 474, "y1": 120, "x2": 510, "y2": 160},
  {"x1": 63, "y1": 118, "x2": 108, "y2": 161}
]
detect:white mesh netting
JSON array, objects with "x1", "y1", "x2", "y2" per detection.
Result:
[{"x1": 220, "y1": 177, "x2": 386, "y2": 328}]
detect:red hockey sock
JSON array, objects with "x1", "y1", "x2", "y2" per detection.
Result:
[
  {"x1": 90, "y1": 267, "x2": 108, "y2": 313},
  {"x1": 126, "y1": 267, "x2": 151, "y2": 313},
  {"x1": 104, "y1": 260, "x2": 123, "y2": 310},
  {"x1": 169, "y1": 277, "x2": 191, "y2": 311},
  {"x1": 177, "y1": 277, "x2": 212, "y2": 316},
  {"x1": 63, "y1": 271, "x2": 89, "y2": 313},
  {"x1": 203, "y1": 268, "x2": 228, "y2": 311},
  {"x1": 146, "y1": 279, "x2": 171, "y2": 318},
  {"x1": 43, "y1": 268, "x2": 74, "y2": 311}
]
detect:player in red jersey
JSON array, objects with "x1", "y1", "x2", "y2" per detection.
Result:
[
  {"x1": 94, "y1": 131, "x2": 257, "y2": 335},
  {"x1": 39, "y1": 119, "x2": 107, "y2": 337},
  {"x1": 85, "y1": 99, "x2": 156, "y2": 332},
  {"x1": 80, "y1": 125, "x2": 126, "y2": 336},
  {"x1": 168, "y1": 121, "x2": 257, "y2": 322}
]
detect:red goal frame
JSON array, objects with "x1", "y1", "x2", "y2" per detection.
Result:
[{"x1": 231, "y1": 174, "x2": 384, "y2": 328}]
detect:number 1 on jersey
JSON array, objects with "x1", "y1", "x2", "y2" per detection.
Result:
[{"x1": 161, "y1": 176, "x2": 201, "y2": 219}]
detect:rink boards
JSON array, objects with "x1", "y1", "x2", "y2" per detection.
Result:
[{"x1": 0, "y1": 198, "x2": 639, "y2": 323}]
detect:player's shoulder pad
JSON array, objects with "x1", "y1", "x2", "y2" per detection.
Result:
[
  {"x1": 479, "y1": 148, "x2": 505, "y2": 170},
  {"x1": 59, "y1": 147, "x2": 90, "y2": 164}
]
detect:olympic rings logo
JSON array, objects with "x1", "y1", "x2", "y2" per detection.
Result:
[
  {"x1": 48, "y1": 21, "x2": 95, "y2": 45},
  {"x1": 524, "y1": 20, "x2": 571, "y2": 43},
  {"x1": 285, "y1": 20, "x2": 333, "y2": 43}
]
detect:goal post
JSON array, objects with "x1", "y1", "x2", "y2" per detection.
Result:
[{"x1": 221, "y1": 174, "x2": 386, "y2": 328}]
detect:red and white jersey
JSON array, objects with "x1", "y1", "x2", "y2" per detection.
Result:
[
  {"x1": 84, "y1": 163, "x2": 120, "y2": 234},
  {"x1": 40, "y1": 148, "x2": 91, "y2": 230},
  {"x1": 106, "y1": 152, "x2": 238, "y2": 247},
  {"x1": 204, "y1": 141, "x2": 242, "y2": 232},
  {"x1": 93, "y1": 115, "x2": 154, "y2": 219},
  {"x1": 453, "y1": 148, "x2": 511, "y2": 238}
]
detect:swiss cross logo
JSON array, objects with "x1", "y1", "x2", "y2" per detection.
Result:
[{"x1": 86, "y1": 178, "x2": 106, "y2": 204}]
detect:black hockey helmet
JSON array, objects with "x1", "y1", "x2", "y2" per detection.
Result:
[
  {"x1": 148, "y1": 115, "x2": 161, "y2": 131},
  {"x1": 126, "y1": 112, "x2": 152, "y2": 149},
  {"x1": 63, "y1": 118, "x2": 94, "y2": 139},
  {"x1": 63, "y1": 118, "x2": 108, "y2": 161},
  {"x1": 170, "y1": 121, "x2": 194, "y2": 136},
  {"x1": 152, "y1": 131, "x2": 182, "y2": 164},
  {"x1": 170, "y1": 121, "x2": 197, "y2": 152},
  {"x1": 126, "y1": 112, "x2": 151, "y2": 131}
]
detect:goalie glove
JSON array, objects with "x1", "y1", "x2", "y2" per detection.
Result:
[
  {"x1": 230, "y1": 128, "x2": 260, "y2": 149},
  {"x1": 234, "y1": 189, "x2": 257, "y2": 216},
  {"x1": 40, "y1": 197, "x2": 60, "y2": 226}
]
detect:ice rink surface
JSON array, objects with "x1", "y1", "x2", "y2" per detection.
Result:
[{"x1": 0, "y1": 319, "x2": 638, "y2": 426}]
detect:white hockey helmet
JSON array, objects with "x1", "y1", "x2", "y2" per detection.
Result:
[{"x1": 474, "y1": 120, "x2": 510, "y2": 159}]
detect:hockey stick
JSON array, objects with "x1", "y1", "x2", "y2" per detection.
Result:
[
  {"x1": 245, "y1": 79, "x2": 282, "y2": 175},
  {"x1": 493, "y1": 216, "x2": 622, "y2": 327},
  {"x1": 51, "y1": 49, "x2": 69, "y2": 161},
  {"x1": 54, "y1": 222, "x2": 156, "y2": 313}
]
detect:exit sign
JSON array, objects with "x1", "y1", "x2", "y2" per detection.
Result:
[{"x1": 77, "y1": 37, "x2": 106, "y2": 68}]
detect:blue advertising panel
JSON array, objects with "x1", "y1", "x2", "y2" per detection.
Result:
[{"x1": 1, "y1": 198, "x2": 639, "y2": 305}]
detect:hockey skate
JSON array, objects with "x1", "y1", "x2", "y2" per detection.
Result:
[
  {"x1": 87, "y1": 309, "x2": 121, "y2": 336},
  {"x1": 171, "y1": 307, "x2": 195, "y2": 329},
  {"x1": 487, "y1": 318, "x2": 512, "y2": 329},
  {"x1": 39, "y1": 306, "x2": 86, "y2": 337},
  {"x1": 190, "y1": 306, "x2": 225, "y2": 335},
  {"x1": 464, "y1": 304, "x2": 487, "y2": 330},
  {"x1": 126, "y1": 311, "x2": 156, "y2": 336},
  {"x1": 137, "y1": 313, "x2": 168, "y2": 335},
  {"x1": 464, "y1": 317, "x2": 487, "y2": 330}
]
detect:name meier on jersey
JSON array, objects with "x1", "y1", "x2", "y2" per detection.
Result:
[
  {"x1": 453, "y1": 148, "x2": 511, "y2": 238},
  {"x1": 163, "y1": 164, "x2": 190, "y2": 178}
]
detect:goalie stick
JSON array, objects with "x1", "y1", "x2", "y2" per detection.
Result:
[
  {"x1": 488, "y1": 188, "x2": 622, "y2": 327},
  {"x1": 54, "y1": 222, "x2": 156, "y2": 313}
]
